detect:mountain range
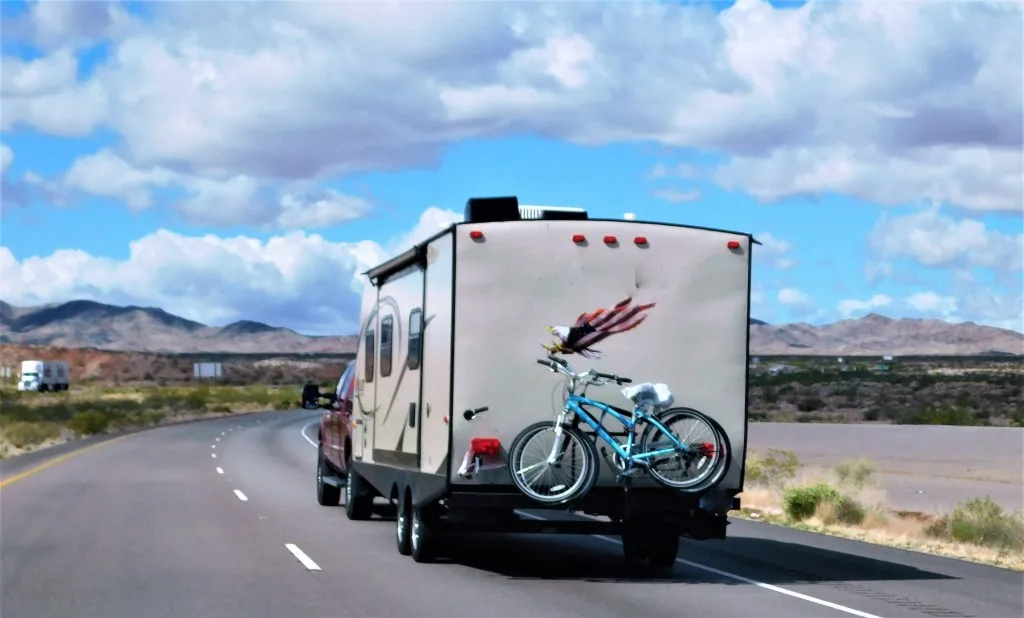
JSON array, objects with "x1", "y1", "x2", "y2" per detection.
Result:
[{"x1": 1, "y1": 300, "x2": 1021, "y2": 356}]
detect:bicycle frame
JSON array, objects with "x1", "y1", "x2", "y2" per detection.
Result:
[{"x1": 560, "y1": 392, "x2": 685, "y2": 469}]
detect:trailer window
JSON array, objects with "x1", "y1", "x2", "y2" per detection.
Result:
[
  {"x1": 380, "y1": 316, "x2": 394, "y2": 377},
  {"x1": 364, "y1": 328, "x2": 375, "y2": 383},
  {"x1": 407, "y1": 309, "x2": 422, "y2": 371}
]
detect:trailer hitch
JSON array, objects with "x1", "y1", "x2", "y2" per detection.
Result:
[{"x1": 463, "y1": 406, "x2": 489, "y2": 421}]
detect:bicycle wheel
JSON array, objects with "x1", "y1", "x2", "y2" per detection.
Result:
[
  {"x1": 638, "y1": 407, "x2": 729, "y2": 492},
  {"x1": 508, "y1": 421, "x2": 599, "y2": 505}
]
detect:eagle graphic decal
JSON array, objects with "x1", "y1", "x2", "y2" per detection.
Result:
[{"x1": 542, "y1": 296, "x2": 656, "y2": 358}]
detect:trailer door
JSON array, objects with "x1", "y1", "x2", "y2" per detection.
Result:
[{"x1": 372, "y1": 266, "x2": 425, "y2": 469}]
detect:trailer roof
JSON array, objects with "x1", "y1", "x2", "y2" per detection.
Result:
[{"x1": 362, "y1": 218, "x2": 760, "y2": 286}]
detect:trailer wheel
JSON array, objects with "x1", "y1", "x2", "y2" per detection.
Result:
[
  {"x1": 396, "y1": 491, "x2": 412, "y2": 556},
  {"x1": 316, "y1": 444, "x2": 341, "y2": 506},
  {"x1": 645, "y1": 525, "x2": 680, "y2": 570},
  {"x1": 410, "y1": 504, "x2": 439, "y2": 563},
  {"x1": 344, "y1": 467, "x2": 374, "y2": 520},
  {"x1": 621, "y1": 528, "x2": 649, "y2": 563}
]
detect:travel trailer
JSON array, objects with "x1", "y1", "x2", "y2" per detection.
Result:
[
  {"x1": 319, "y1": 196, "x2": 756, "y2": 566},
  {"x1": 17, "y1": 360, "x2": 71, "y2": 392}
]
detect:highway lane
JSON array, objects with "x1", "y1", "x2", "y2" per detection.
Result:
[{"x1": 0, "y1": 411, "x2": 1019, "y2": 618}]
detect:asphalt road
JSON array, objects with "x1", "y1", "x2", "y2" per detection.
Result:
[{"x1": 1, "y1": 411, "x2": 1021, "y2": 618}]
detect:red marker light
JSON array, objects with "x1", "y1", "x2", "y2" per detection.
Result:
[
  {"x1": 572, "y1": 234, "x2": 586, "y2": 243},
  {"x1": 727, "y1": 240, "x2": 741, "y2": 250},
  {"x1": 634, "y1": 236, "x2": 648, "y2": 246},
  {"x1": 469, "y1": 230, "x2": 484, "y2": 240},
  {"x1": 603, "y1": 235, "x2": 618, "y2": 244}
]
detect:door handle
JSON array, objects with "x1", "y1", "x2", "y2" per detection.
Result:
[{"x1": 408, "y1": 402, "x2": 417, "y2": 428}]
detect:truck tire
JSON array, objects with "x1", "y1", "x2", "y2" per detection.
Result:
[
  {"x1": 410, "y1": 504, "x2": 439, "y2": 563},
  {"x1": 316, "y1": 444, "x2": 341, "y2": 506},
  {"x1": 344, "y1": 467, "x2": 374, "y2": 521},
  {"x1": 396, "y1": 492, "x2": 412, "y2": 556}
]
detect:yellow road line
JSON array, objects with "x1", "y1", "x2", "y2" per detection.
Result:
[{"x1": 0, "y1": 435, "x2": 129, "y2": 490}]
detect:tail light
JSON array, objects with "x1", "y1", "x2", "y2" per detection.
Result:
[{"x1": 469, "y1": 437, "x2": 501, "y2": 458}]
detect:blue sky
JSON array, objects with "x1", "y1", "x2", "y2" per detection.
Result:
[{"x1": 1, "y1": 0, "x2": 1021, "y2": 335}]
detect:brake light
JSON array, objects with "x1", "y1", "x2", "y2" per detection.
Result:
[
  {"x1": 603, "y1": 235, "x2": 617, "y2": 245},
  {"x1": 469, "y1": 230, "x2": 484, "y2": 240},
  {"x1": 470, "y1": 437, "x2": 501, "y2": 458},
  {"x1": 727, "y1": 240, "x2": 741, "y2": 250},
  {"x1": 634, "y1": 236, "x2": 648, "y2": 246},
  {"x1": 572, "y1": 234, "x2": 586, "y2": 243}
]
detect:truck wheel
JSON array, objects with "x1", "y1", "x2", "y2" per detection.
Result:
[
  {"x1": 396, "y1": 492, "x2": 412, "y2": 556},
  {"x1": 645, "y1": 525, "x2": 680, "y2": 570},
  {"x1": 410, "y1": 504, "x2": 439, "y2": 563},
  {"x1": 344, "y1": 467, "x2": 373, "y2": 521},
  {"x1": 316, "y1": 444, "x2": 341, "y2": 506}
]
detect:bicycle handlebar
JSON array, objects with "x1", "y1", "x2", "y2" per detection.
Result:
[{"x1": 536, "y1": 357, "x2": 632, "y2": 385}]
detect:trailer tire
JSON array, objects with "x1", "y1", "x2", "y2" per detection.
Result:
[
  {"x1": 396, "y1": 492, "x2": 412, "y2": 556},
  {"x1": 645, "y1": 526, "x2": 680, "y2": 570},
  {"x1": 410, "y1": 504, "x2": 439, "y2": 563},
  {"x1": 316, "y1": 444, "x2": 341, "y2": 506},
  {"x1": 345, "y1": 467, "x2": 374, "y2": 521},
  {"x1": 621, "y1": 528, "x2": 649, "y2": 563}
]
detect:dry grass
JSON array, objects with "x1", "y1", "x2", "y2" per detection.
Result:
[{"x1": 736, "y1": 449, "x2": 1024, "y2": 571}]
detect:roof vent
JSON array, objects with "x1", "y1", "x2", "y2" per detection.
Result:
[
  {"x1": 624, "y1": 213, "x2": 637, "y2": 221},
  {"x1": 519, "y1": 204, "x2": 589, "y2": 221}
]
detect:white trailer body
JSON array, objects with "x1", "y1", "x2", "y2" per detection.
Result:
[
  {"x1": 17, "y1": 360, "x2": 70, "y2": 392},
  {"x1": 345, "y1": 196, "x2": 755, "y2": 560}
]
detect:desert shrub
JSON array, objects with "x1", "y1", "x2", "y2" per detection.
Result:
[
  {"x1": 67, "y1": 410, "x2": 110, "y2": 436},
  {"x1": 816, "y1": 494, "x2": 867, "y2": 526},
  {"x1": 797, "y1": 396, "x2": 825, "y2": 412},
  {"x1": 926, "y1": 497, "x2": 1024, "y2": 551},
  {"x1": 784, "y1": 483, "x2": 841, "y2": 521},
  {"x1": 832, "y1": 458, "x2": 876, "y2": 489},
  {"x1": 2, "y1": 421, "x2": 61, "y2": 448},
  {"x1": 746, "y1": 448, "x2": 800, "y2": 487}
]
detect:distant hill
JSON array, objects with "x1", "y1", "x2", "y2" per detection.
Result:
[
  {"x1": 749, "y1": 313, "x2": 1024, "y2": 356},
  {"x1": 0, "y1": 300, "x2": 1021, "y2": 356},
  {"x1": 0, "y1": 300, "x2": 357, "y2": 354}
]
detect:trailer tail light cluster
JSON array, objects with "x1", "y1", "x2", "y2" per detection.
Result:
[
  {"x1": 469, "y1": 437, "x2": 501, "y2": 458},
  {"x1": 458, "y1": 437, "x2": 505, "y2": 479}
]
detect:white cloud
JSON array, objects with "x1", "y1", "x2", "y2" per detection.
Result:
[
  {"x1": 869, "y1": 208, "x2": 1024, "y2": 271},
  {"x1": 3, "y1": 0, "x2": 1018, "y2": 212},
  {"x1": 904, "y1": 291, "x2": 958, "y2": 317},
  {"x1": 1, "y1": 144, "x2": 12, "y2": 175},
  {"x1": 61, "y1": 150, "x2": 372, "y2": 229},
  {"x1": 754, "y1": 232, "x2": 796, "y2": 270},
  {"x1": 0, "y1": 207, "x2": 462, "y2": 335},
  {"x1": 837, "y1": 294, "x2": 893, "y2": 318},
  {"x1": 778, "y1": 287, "x2": 813, "y2": 308}
]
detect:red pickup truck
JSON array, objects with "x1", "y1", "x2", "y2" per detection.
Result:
[{"x1": 315, "y1": 360, "x2": 356, "y2": 506}]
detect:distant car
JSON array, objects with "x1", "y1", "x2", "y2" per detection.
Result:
[
  {"x1": 315, "y1": 361, "x2": 356, "y2": 506},
  {"x1": 300, "y1": 382, "x2": 320, "y2": 409}
]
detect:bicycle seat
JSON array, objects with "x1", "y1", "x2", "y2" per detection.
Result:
[{"x1": 621, "y1": 382, "x2": 675, "y2": 411}]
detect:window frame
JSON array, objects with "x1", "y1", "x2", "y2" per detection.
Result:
[
  {"x1": 407, "y1": 308, "x2": 423, "y2": 371},
  {"x1": 364, "y1": 328, "x2": 375, "y2": 383},
  {"x1": 379, "y1": 315, "x2": 394, "y2": 378}
]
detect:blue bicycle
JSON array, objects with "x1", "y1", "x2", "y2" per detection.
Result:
[{"x1": 508, "y1": 355, "x2": 729, "y2": 505}]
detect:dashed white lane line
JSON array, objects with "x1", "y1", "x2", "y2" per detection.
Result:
[
  {"x1": 285, "y1": 544, "x2": 321, "y2": 571},
  {"x1": 211, "y1": 453, "x2": 217, "y2": 459},
  {"x1": 517, "y1": 512, "x2": 885, "y2": 618},
  {"x1": 216, "y1": 437, "x2": 221, "y2": 442},
  {"x1": 211, "y1": 444, "x2": 216, "y2": 449},
  {"x1": 216, "y1": 467, "x2": 224, "y2": 474},
  {"x1": 233, "y1": 489, "x2": 248, "y2": 502},
  {"x1": 301, "y1": 422, "x2": 318, "y2": 447}
]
